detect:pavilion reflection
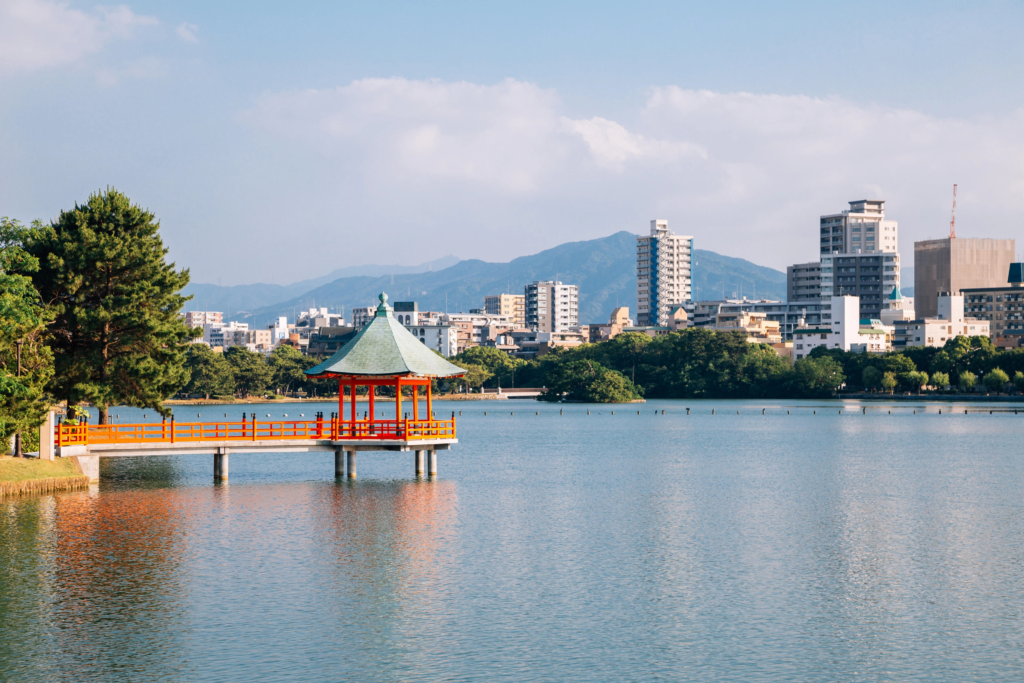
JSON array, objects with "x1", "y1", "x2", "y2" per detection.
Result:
[{"x1": 313, "y1": 478, "x2": 459, "y2": 660}]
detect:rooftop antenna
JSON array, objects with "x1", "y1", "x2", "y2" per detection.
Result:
[{"x1": 949, "y1": 184, "x2": 957, "y2": 239}]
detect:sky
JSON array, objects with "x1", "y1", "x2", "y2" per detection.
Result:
[{"x1": 2, "y1": 0, "x2": 1023, "y2": 285}]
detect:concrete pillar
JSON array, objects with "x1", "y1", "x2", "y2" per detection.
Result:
[
  {"x1": 347, "y1": 450, "x2": 356, "y2": 479},
  {"x1": 415, "y1": 450, "x2": 425, "y2": 476},
  {"x1": 38, "y1": 411, "x2": 55, "y2": 461},
  {"x1": 214, "y1": 447, "x2": 229, "y2": 480},
  {"x1": 428, "y1": 450, "x2": 437, "y2": 476},
  {"x1": 335, "y1": 449, "x2": 345, "y2": 477}
]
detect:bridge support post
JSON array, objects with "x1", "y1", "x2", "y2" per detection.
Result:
[
  {"x1": 347, "y1": 450, "x2": 356, "y2": 479},
  {"x1": 428, "y1": 450, "x2": 437, "y2": 477},
  {"x1": 335, "y1": 448, "x2": 344, "y2": 477},
  {"x1": 415, "y1": 450, "x2": 425, "y2": 476},
  {"x1": 214, "y1": 447, "x2": 229, "y2": 480}
]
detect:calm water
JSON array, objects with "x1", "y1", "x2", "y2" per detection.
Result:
[{"x1": 3, "y1": 398, "x2": 1024, "y2": 682}]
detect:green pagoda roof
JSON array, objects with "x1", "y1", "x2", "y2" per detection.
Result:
[
  {"x1": 888, "y1": 285, "x2": 903, "y2": 301},
  {"x1": 304, "y1": 293, "x2": 466, "y2": 378}
]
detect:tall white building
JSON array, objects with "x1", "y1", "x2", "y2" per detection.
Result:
[
  {"x1": 819, "y1": 199, "x2": 899, "y2": 256},
  {"x1": 636, "y1": 219, "x2": 693, "y2": 326},
  {"x1": 525, "y1": 281, "x2": 578, "y2": 333}
]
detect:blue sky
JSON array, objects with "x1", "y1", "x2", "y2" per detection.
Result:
[{"x1": 2, "y1": 0, "x2": 1023, "y2": 284}]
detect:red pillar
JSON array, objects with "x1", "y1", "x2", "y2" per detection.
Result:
[
  {"x1": 413, "y1": 385, "x2": 419, "y2": 421},
  {"x1": 350, "y1": 380, "x2": 357, "y2": 425},
  {"x1": 369, "y1": 384, "x2": 375, "y2": 423},
  {"x1": 427, "y1": 381, "x2": 433, "y2": 422},
  {"x1": 395, "y1": 378, "x2": 403, "y2": 423}
]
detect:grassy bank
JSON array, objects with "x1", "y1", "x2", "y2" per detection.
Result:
[{"x1": 0, "y1": 456, "x2": 90, "y2": 497}]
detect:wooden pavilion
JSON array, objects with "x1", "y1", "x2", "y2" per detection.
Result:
[{"x1": 304, "y1": 292, "x2": 466, "y2": 477}]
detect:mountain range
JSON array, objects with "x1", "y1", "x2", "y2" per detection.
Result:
[{"x1": 182, "y1": 232, "x2": 787, "y2": 328}]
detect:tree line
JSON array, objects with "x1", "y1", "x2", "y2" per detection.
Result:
[{"x1": 449, "y1": 329, "x2": 1024, "y2": 402}]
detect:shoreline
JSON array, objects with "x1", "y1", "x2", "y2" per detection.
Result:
[
  {"x1": 0, "y1": 456, "x2": 91, "y2": 497},
  {"x1": 836, "y1": 393, "x2": 1024, "y2": 402}
]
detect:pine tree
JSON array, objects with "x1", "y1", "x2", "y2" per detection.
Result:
[
  {"x1": 0, "y1": 218, "x2": 54, "y2": 455},
  {"x1": 22, "y1": 190, "x2": 196, "y2": 423}
]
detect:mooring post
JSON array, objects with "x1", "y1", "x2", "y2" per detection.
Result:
[
  {"x1": 214, "y1": 447, "x2": 229, "y2": 480},
  {"x1": 335, "y1": 448, "x2": 344, "y2": 477},
  {"x1": 347, "y1": 450, "x2": 356, "y2": 479},
  {"x1": 428, "y1": 450, "x2": 437, "y2": 476},
  {"x1": 415, "y1": 449, "x2": 425, "y2": 476}
]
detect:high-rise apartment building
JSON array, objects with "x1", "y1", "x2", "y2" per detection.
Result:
[
  {"x1": 636, "y1": 219, "x2": 693, "y2": 326},
  {"x1": 786, "y1": 199, "x2": 902, "y2": 321},
  {"x1": 484, "y1": 294, "x2": 526, "y2": 327},
  {"x1": 819, "y1": 199, "x2": 899, "y2": 256},
  {"x1": 525, "y1": 281, "x2": 578, "y2": 333},
  {"x1": 914, "y1": 237, "x2": 1015, "y2": 318},
  {"x1": 786, "y1": 262, "x2": 822, "y2": 301},
  {"x1": 820, "y1": 252, "x2": 901, "y2": 319}
]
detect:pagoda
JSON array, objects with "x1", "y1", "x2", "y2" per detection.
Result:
[{"x1": 304, "y1": 292, "x2": 466, "y2": 477}]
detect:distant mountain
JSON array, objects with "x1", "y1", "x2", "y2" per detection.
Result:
[
  {"x1": 182, "y1": 255, "x2": 460, "y2": 319},
  {"x1": 229, "y1": 232, "x2": 787, "y2": 328}
]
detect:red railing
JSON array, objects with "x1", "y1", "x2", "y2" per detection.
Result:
[{"x1": 56, "y1": 418, "x2": 456, "y2": 446}]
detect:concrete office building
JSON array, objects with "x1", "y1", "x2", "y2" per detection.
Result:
[
  {"x1": 961, "y1": 262, "x2": 1024, "y2": 345},
  {"x1": 819, "y1": 199, "x2": 899, "y2": 256},
  {"x1": 914, "y1": 237, "x2": 1015, "y2": 319},
  {"x1": 820, "y1": 252, "x2": 901, "y2": 320},
  {"x1": 484, "y1": 294, "x2": 526, "y2": 327},
  {"x1": 637, "y1": 219, "x2": 693, "y2": 326},
  {"x1": 787, "y1": 262, "x2": 822, "y2": 301},
  {"x1": 525, "y1": 281, "x2": 578, "y2": 333}
]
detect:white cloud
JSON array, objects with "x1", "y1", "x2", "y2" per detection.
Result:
[
  {"x1": 0, "y1": 0, "x2": 158, "y2": 75},
  {"x1": 176, "y1": 22, "x2": 198, "y2": 43},
  {"x1": 241, "y1": 78, "x2": 1024, "y2": 275}
]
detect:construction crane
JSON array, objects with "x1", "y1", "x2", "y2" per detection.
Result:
[{"x1": 949, "y1": 184, "x2": 957, "y2": 239}]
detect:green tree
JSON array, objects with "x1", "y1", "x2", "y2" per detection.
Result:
[
  {"x1": 183, "y1": 344, "x2": 235, "y2": 399},
  {"x1": 452, "y1": 346, "x2": 524, "y2": 387},
  {"x1": 224, "y1": 347, "x2": 272, "y2": 397},
  {"x1": 268, "y1": 345, "x2": 308, "y2": 394},
  {"x1": 788, "y1": 356, "x2": 846, "y2": 397},
  {"x1": 20, "y1": 190, "x2": 195, "y2": 422},
  {"x1": 930, "y1": 371, "x2": 950, "y2": 391},
  {"x1": 958, "y1": 370, "x2": 977, "y2": 392},
  {"x1": 881, "y1": 371, "x2": 897, "y2": 394},
  {"x1": 983, "y1": 367, "x2": 1009, "y2": 393},
  {"x1": 0, "y1": 218, "x2": 55, "y2": 456},
  {"x1": 540, "y1": 359, "x2": 642, "y2": 403},
  {"x1": 862, "y1": 365, "x2": 882, "y2": 390},
  {"x1": 1014, "y1": 371, "x2": 1024, "y2": 393},
  {"x1": 882, "y1": 354, "x2": 916, "y2": 374},
  {"x1": 456, "y1": 363, "x2": 493, "y2": 392}
]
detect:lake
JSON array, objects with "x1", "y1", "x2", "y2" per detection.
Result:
[{"x1": 3, "y1": 398, "x2": 1024, "y2": 682}]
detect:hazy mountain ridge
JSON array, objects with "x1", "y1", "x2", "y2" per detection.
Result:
[
  {"x1": 183, "y1": 255, "x2": 460, "y2": 318},
  {"x1": 200, "y1": 232, "x2": 787, "y2": 328}
]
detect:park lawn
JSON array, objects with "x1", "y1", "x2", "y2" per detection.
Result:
[{"x1": 0, "y1": 456, "x2": 80, "y2": 483}]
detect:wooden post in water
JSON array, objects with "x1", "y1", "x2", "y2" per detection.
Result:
[
  {"x1": 428, "y1": 450, "x2": 437, "y2": 476},
  {"x1": 415, "y1": 450, "x2": 425, "y2": 476}
]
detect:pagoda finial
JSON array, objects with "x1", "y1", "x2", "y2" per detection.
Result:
[{"x1": 376, "y1": 292, "x2": 391, "y2": 317}]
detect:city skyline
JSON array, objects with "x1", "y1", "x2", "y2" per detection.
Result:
[{"x1": 2, "y1": 1, "x2": 1024, "y2": 285}]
